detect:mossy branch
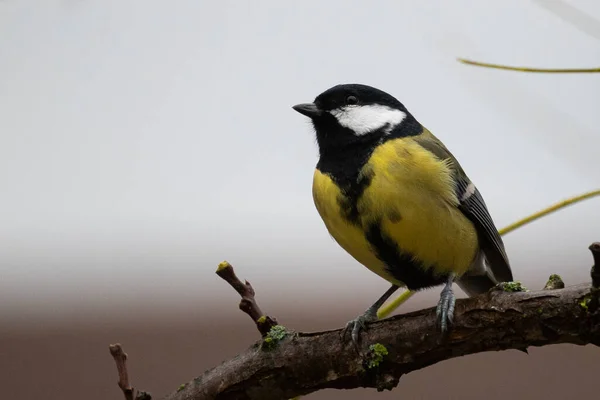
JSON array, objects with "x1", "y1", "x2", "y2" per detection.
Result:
[
  {"x1": 167, "y1": 270, "x2": 599, "y2": 398},
  {"x1": 109, "y1": 242, "x2": 600, "y2": 399},
  {"x1": 142, "y1": 243, "x2": 600, "y2": 400}
]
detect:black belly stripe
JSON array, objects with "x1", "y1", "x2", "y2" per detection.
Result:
[
  {"x1": 335, "y1": 167, "x2": 374, "y2": 225},
  {"x1": 365, "y1": 222, "x2": 449, "y2": 290}
]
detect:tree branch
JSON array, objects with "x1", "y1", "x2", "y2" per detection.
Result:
[
  {"x1": 109, "y1": 343, "x2": 152, "y2": 400},
  {"x1": 111, "y1": 244, "x2": 600, "y2": 400},
  {"x1": 216, "y1": 261, "x2": 278, "y2": 336},
  {"x1": 165, "y1": 281, "x2": 600, "y2": 399}
]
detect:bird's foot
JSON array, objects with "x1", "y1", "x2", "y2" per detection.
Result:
[
  {"x1": 342, "y1": 308, "x2": 378, "y2": 349},
  {"x1": 436, "y1": 281, "x2": 456, "y2": 333}
]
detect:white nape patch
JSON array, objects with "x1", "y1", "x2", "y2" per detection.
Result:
[{"x1": 329, "y1": 104, "x2": 406, "y2": 136}]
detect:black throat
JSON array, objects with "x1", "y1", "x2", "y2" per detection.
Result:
[
  {"x1": 315, "y1": 114, "x2": 422, "y2": 224},
  {"x1": 315, "y1": 113, "x2": 422, "y2": 192},
  {"x1": 316, "y1": 138, "x2": 377, "y2": 225},
  {"x1": 316, "y1": 136, "x2": 379, "y2": 189}
]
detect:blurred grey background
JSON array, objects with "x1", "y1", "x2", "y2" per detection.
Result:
[{"x1": 1, "y1": 1, "x2": 599, "y2": 399}]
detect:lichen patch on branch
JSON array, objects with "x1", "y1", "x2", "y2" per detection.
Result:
[{"x1": 110, "y1": 242, "x2": 600, "y2": 400}]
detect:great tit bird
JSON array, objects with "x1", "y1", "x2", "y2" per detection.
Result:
[{"x1": 292, "y1": 84, "x2": 513, "y2": 345}]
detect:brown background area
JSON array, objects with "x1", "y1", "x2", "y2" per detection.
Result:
[{"x1": 2, "y1": 295, "x2": 599, "y2": 400}]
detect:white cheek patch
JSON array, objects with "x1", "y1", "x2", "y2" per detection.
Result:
[{"x1": 329, "y1": 104, "x2": 407, "y2": 136}]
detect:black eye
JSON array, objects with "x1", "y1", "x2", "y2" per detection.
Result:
[{"x1": 346, "y1": 95, "x2": 358, "y2": 105}]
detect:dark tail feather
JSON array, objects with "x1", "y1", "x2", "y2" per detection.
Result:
[{"x1": 456, "y1": 273, "x2": 497, "y2": 297}]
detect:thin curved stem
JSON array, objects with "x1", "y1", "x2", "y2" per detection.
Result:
[
  {"x1": 498, "y1": 189, "x2": 600, "y2": 235},
  {"x1": 457, "y1": 58, "x2": 600, "y2": 73}
]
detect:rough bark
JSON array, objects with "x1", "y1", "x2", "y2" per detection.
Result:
[
  {"x1": 165, "y1": 282, "x2": 600, "y2": 400},
  {"x1": 111, "y1": 243, "x2": 600, "y2": 400}
]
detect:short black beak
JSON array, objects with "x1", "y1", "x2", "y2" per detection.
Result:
[{"x1": 292, "y1": 103, "x2": 323, "y2": 118}]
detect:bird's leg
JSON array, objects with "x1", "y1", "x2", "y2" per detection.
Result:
[
  {"x1": 343, "y1": 284, "x2": 399, "y2": 348},
  {"x1": 436, "y1": 274, "x2": 456, "y2": 333}
]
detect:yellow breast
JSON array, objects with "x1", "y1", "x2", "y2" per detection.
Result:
[{"x1": 312, "y1": 137, "x2": 479, "y2": 286}]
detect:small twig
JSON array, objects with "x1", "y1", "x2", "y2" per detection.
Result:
[
  {"x1": 109, "y1": 343, "x2": 152, "y2": 400},
  {"x1": 109, "y1": 344, "x2": 135, "y2": 400},
  {"x1": 457, "y1": 58, "x2": 600, "y2": 73},
  {"x1": 216, "y1": 261, "x2": 278, "y2": 336},
  {"x1": 590, "y1": 242, "x2": 600, "y2": 288}
]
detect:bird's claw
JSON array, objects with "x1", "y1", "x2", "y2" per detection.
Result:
[
  {"x1": 342, "y1": 310, "x2": 377, "y2": 349},
  {"x1": 436, "y1": 284, "x2": 456, "y2": 333}
]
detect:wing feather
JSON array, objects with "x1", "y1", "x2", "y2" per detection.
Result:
[
  {"x1": 455, "y1": 177, "x2": 513, "y2": 282},
  {"x1": 414, "y1": 129, "x2": 513, "y2": 283}
]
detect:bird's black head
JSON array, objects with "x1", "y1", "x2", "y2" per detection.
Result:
[{"x1": 292, "y1": 84, "x2": 421, "y2": 154}]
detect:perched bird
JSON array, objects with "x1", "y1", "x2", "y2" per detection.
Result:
[{"x1": 292, "y1": 84, "x2": 513, "y2": 345}]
